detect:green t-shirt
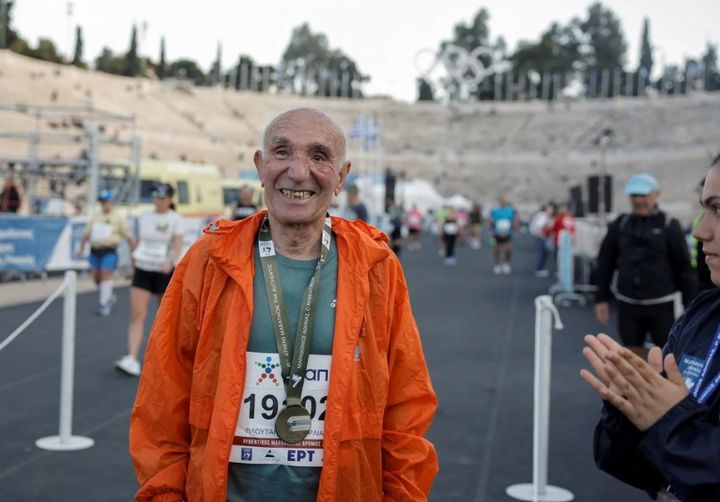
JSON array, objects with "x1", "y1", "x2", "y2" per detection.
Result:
[{"x1": 227, "y1": 235, "x2": 338, "y2": 502}]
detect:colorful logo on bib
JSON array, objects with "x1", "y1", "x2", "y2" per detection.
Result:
[{"x1": 255, "y1": 356, "x2": 280, "y2": 386}]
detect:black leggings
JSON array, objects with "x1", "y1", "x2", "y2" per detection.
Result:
[
  {"x1": 443, "y1": 234, "x2": 457, "y2": 258},
  {"x1": 617, "y1": 301, "x2": 676, "y2": 348}
]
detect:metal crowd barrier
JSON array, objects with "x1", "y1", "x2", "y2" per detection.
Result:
[
  {"x1": 506, "y1": 295, "x2": 574, "y2": 502},
  {"x1": 0, "y1": 270, "x2": 94, "y2": 451}
]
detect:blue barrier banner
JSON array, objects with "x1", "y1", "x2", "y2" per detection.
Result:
[
  {"x1": 71, "y1": 221, "x2": 87, "y2": 260},
  {"x1": 557, "y1": 230, "x2": 574, "y2": 293},
  {"x1": 0, "y1": 216, "x2": 68, "y2": 271}
]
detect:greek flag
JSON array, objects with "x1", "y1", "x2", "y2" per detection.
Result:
[{"x1": 349, "y1": 114, "x2": 380, "y2": 151}]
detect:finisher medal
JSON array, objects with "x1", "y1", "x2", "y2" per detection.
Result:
[
  {"x1": 258, "y1": 216, "x2": 333, "y2": 445},
  {"x1": 275, "y1": 405, "x2": 312, "y2": 444}
]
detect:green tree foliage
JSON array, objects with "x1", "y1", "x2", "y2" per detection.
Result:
[
  {"x1": 157, "y1": 37, "x2": 166, "y2": 80},
  {"x1": 580, "y1": 2, "x2": 627, "y2": 71},
  {"x1": 446, "y1": 8, "x2": 490, "y2": 52},
  {"x1": 167, "y1": 59, "x2": 206, "y2": 85},
  {"x1": 95, "y1": 47, "x2": 124, "y2": 74},
  {"x1": 280, "y1": 23, "x2": 367, "y2": 98},
  {"x1": 513, "y1": 22, "x2": 582, "y2": 74},
  {"x1": 72, "y1": 26, "x2": 86, "y2": 68},
  {"x1": 3, "y1": 0, "x2": 32, "y2": 54},
  {"x1": 416, "y1": 78, "x2": 435, "y2": 101},
  {"x1": 26, "y1": 38, "x2": 63, "y2": 63},
  {"x1": 638, "y1": 18, "x2": 653, "y2": 75},
  {"x1": 437, "y1": 8, "x2": 507, "y2": 100},
  {"x1": 123, "y1": 25, "x2": 139, "y2": 77}
]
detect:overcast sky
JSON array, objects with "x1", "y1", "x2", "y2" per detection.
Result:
[{"x1": 11, "y1": 0, "x2": 719, "y2": 101}]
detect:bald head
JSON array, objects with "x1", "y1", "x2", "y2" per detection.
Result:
[{"x1": 261, "y1": 108, "x2": 347, "y2": 164}]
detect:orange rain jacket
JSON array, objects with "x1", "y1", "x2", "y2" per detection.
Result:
[{"x1": 129, "y1": 211, "x2": 439, "y2": 501}]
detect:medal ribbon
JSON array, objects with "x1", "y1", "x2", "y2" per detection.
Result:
[
  {"x1": 258, "y1": 215, "x2": 331, "y2": 408},
  {"x1": 692, "y1": 321, "x2": 720, "y2": 405}
]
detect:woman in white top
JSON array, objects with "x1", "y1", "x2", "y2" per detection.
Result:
[{"x1": 115, "y1": 183, "x2": 184, "y2": 376}]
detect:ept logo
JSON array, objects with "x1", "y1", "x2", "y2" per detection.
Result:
[{"x1": 288, "y1": 450, "x2": 316, "y2": 462}]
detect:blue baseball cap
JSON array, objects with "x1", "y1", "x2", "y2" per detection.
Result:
[
  {"x1": 98, "y1": 189, "x2": 114, "y2": 202},
  {"x1": 624, "y1": 173, "x2": 660, "y2": 196}
]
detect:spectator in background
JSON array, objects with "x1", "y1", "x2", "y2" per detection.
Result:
[
  {"x1": 550, "y1": 202, "x2": 576, "y2": 250},
  {"x1": 232, "y1": 185, "x2": 258, "y2": 221},
  {"x1": 529, "y1": 203, "x2": 554, "y2": 277},
  {"x1": 1, "y1": 167, "x2": 21, "y2": 213},
  {"x1": 387, "y1": 202, "x2": 404, "y2": 257},
  {"x1": 594, "y1": 173, "x2": 696, "y2": 357},
  {"x1": 345, "y1": 184, "x2": 368, "y2": 222}
]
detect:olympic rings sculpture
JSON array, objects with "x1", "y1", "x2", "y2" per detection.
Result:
[{"x1": 415, "y1": 44, "x2": 511, "y2": 98}]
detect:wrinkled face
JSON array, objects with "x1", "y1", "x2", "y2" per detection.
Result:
[
  {"x1": 254, "y1": 110, "x2": 350, "y2": 229},
  {"x1": 693, "y1": 166, "x2": 720, "y2": 286},
  {"x1": 629, "y1": 191, "x2": 659, "y2": 216}
]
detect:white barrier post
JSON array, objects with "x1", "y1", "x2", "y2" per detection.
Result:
[
  {"x1": 506, "y1": 295, "x2": 574, "y2": 502},
  {"x1": 36, "y1": 270, "x2": 94, "y2": 451}
]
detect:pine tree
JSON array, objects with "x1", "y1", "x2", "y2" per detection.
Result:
[
  {"x1": 123, "y1": 25, "x2": 139, "y2": 77},
  {"x1": 638, "y1": 18, "x2": 653, "y2": 76},
  {"x1": 72, "y1": 26, "x2": 84, "y2": 67},
  {"x1": 157, "y1": 37, "x2": 166, "y2": 80}
]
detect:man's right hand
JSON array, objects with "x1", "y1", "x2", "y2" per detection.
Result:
[{"x1": 595, "y1": 302, "x2": 609, "y2": 325}]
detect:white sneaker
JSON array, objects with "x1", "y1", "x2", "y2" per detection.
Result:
[
  {"x1": 493, "y1": 265, "x2": 502, "y2": 275},
  {"x1": 444, "y1": 256, "x2": 457, "y2": 266},
  {"x1": 502, "y1": 263, "x2": 512, "y2": 274},
  {"x1": 535, "y1": 269, "x2": 550, "y2": 277},
  {"x1": 115, "y1": 355, "x2": 141, "y2": 376}
]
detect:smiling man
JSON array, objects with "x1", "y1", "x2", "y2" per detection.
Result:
[
  {"x1": 129, "y1": 108, "x2": 438, "y2": 501},
  {"x1": 594, "y1": 173, "x2": 696, "y2": 356}
]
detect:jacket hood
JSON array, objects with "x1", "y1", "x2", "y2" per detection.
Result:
[{"x1": 203, "y1": 211, "x2": 391, "y2": 285}]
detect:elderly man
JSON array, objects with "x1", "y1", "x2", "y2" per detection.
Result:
[
  {"x1": 129, "y1": 108, "x2": 438, "y2": 501},
  {"x1": 594, "y1": 173, "x2": 696, "y2": 356}
]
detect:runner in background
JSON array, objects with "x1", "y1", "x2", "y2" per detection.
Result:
[
  {"x1": 442, "y1": 206, "x2": 460, "y2": 266},
  {"x1": 77, "y1": 190, "x2": 134, "y2": 316},
  {"x1": 115, "y1": 183, "x2": 184, "y2": 376},
  {"x1": 405, "y1": 204, "x2": 424, "y2": 251},
  {"x1": 489, "y1": 196, "x2": 519, "y2": 275},
  {"x1": 468, "y1": 202, "x2": 483, "y2": 249}
]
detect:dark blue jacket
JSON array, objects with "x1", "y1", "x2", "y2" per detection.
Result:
[{"x1": 594, "y1": 288, "x2": 720, "y2": 501}]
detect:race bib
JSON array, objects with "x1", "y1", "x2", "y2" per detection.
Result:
[
  {"x1": 90, "y1": 223, "x2": 113, "y2": 243},
  {"x1": 443, "y1": 222, "x2": 459, "y2": 235},
  {"x1": 132, "y1": 241, "x2": 168, "y2": 268},
  {"x1": 230, "y1": 352, "x2": 331, "y2": 467},
  {"x1": 495, "y1": 219, "x2": 512, "y2": 236}
]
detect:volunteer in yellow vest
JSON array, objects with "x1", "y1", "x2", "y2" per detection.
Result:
[
  {"x1": 129, "y1": 108, "x2": 438, "y2": 501},
  {"x1": 77, "y1": 190, "x2": 134, "y2": 316},
  {"x1": 115, "y1": 183, "x2": 184, "y2": 377}
]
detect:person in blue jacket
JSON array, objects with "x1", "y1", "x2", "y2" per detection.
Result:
[{"x1": 581, "y1": 156, "x2": 720, "y2": 502}]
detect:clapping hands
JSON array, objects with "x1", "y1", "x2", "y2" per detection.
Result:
[{"x1": 580, "y1": 334, "x2": 689, "y2": 431}]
